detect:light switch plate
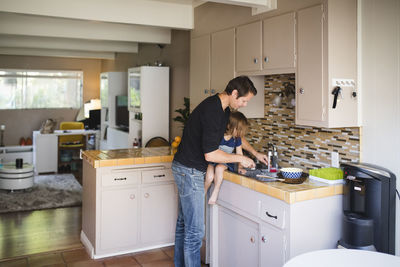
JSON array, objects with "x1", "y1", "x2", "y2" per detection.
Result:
[{"x1": 331, "y1": 152, "x2": 339, "y2": 168}]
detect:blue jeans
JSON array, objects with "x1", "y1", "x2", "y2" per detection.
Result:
[{"x1": 172, "y1": 160, "x2": 206, "y2": 267}]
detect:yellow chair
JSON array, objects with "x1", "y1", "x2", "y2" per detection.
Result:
[{"x1": 59, "y1": 122, "x2": 85, "y2": 147}]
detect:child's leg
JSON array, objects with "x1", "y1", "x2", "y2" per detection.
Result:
[
  {"x1": 208, "y1": 164, "x2": 227, "y2": 205},
  {"x1": 204, "y1": 164, "x2": 215, "y2": 194}
]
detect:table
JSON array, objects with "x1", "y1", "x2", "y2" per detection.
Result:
[
  {"x1": 283, "y1": 249, "x2": 400, "y2": 267},
  {"x1": 0, "y1": 163, "x2": 34, "y2": 191}
]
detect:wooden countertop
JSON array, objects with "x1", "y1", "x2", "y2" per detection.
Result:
[
  {"x1": 83, "y1": 147, "x2": 342, "y2": 204},
  {"x1": 82, "y1": 147, "x2": 174, "y2": 168},
  {"x1": 223, "y1": 171, "x2": 343, "y2": 204}
]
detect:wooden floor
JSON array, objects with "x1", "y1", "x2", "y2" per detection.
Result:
[
  {"x1": 0, "y1": 207, "x2": 82, "y2": 260},
  {"x1": 0, "y1": 207, "x2": 209, "y2": 266}
]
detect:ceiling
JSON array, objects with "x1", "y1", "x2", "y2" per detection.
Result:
[{"x1": 0, "y1": 0, "x2": 276, "y2": 59}]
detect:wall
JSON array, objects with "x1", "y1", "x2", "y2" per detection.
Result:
[
  {"x1": 246, "y1": 74, "x2": 360, "y2": 169},
  {"x1": 101, "y1": 30, "x2": 190, "y2": 142},
  {"x1": 359, "y1": 0, "x2": 400, "y2": 255},
  {"x1": 0, "y1": 55, "x2": 101, "y2": 145}
]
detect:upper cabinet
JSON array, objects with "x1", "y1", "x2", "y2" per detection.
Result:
[
  {"x1": 189, "y1": 34, "x2": 211, "y2": 111},
  {"x1": 236, "y1": 21, "x2": 263, "y2": 72},
  {"x1": 296, "y1": 0, "x2": 358, "y2": 128},
  {"x1": 236, "y1": 13, "x2": 296, "y2": 75},
  {"x1": 190, "y1": 29, "x2": 235, "y2": 111},
  {"x1": 263, "y1": 12, "x2": 296, "y2": 71}
]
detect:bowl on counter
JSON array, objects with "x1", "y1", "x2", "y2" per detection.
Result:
[{"x1": 280, "y1": 167, "x2": 303, "y2": 179}]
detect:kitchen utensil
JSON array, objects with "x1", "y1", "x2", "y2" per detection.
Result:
[
  {"x1": 257, "y1": 172, "x2": 308, "y2": 184},
  {"x1": 280, "y1": 167, "x2": 303, "y2": 179}
]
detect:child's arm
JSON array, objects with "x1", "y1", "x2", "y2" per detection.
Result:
[
  {"x1": 241, "y1": 138, "x2": 269, "y2": 165},
  {"x1": 236, "y1": 145, "x2": 246, "y2": 174}
]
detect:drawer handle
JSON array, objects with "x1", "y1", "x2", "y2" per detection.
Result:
[
  {"x1": 153, "y1": 174, "x2": 165, "y2": 178},
  {"x1": 114, "y1": 177, "x2": 127, "y2": 181},
  {"x1": 250, "y1": 236, "x2": 255, "y2": 243},
  {"x1": 129, "y1": 194, "x2": 135, "y2": 200},
  {"x1": 144, "y1": 193, "x2": 150, "y2": 198},
  {"x1": 266, "y1": 211, "x2": 277, "y2": 220}
]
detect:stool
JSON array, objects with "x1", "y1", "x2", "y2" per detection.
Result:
[{"x1": 0, "y1": 163, "x2": 34, "y2": 191}]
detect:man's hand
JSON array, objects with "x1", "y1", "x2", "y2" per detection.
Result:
[
  {"x1": 255, "y1": 152, "x2": 268, "y2": 166},
  {"x1": 240, "y1": 156, "x2": 255, "y2": 169}
]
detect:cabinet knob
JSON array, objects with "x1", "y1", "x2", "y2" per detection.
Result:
[
  {"x1": 144, "y1": 193, "x2": 150, "y2": 198},
  {"x1": 261, "y1": 235, "x2": 267, "y2": 243},
  {"x1": 210, "y1": 89, "x2": 216, "y2": 94},
  {"x1": 264, "y1": 56, "x2": 269, "y2": 63},
  {"x1": 250, "y1": 236, "x2": 255, "y2": 243},
  {"x1": 204, "y1": 89, "x2": 209, "y2": 94},
  {"x1": 253, "y1": 58, "x2": 258, "y2": 64},
  {"x1": 129, "y1": 194, "x2": 135, "y2": 200},
  {"x1": 299, "y1": 88, "x2": 305, "y2": 94}
]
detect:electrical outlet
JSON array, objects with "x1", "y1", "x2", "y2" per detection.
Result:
[{"x1": 331, "y1": 152, "x2": 339, "y2": 168}]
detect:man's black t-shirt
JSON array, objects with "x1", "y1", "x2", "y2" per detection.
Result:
[{"x1": 174, "y1": 94, "x2": 230, "y2": 172}]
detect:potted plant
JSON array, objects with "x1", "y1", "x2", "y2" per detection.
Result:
[{"x1": 173, "y1": 97, "x2": 190, "y2": 128}]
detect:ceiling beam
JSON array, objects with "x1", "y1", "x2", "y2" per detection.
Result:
[
  {"x1": 0, "y1": 35, "x2": 139, "y2": 53},
  {"x1": 0, "y1": 0, "x2": 194, "y2": 29},
  {"x1": 0, "y1": 12, "x2": 171, "y2": 44},
  {"x1": 0, "y1": 47, "x2": 116, "y2": 59}
]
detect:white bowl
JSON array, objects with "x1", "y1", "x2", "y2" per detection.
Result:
[{"x1": 280, "y1": 167, "x2": 303, "y2": 179}]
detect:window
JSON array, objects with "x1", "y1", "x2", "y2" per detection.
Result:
[{"x1": 0, "y1": 69, "x2": 83, "y2": 109}]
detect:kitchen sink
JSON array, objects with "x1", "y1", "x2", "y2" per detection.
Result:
[{"x1": 233, "y1": 168, "x2": 280, "y2": 182}]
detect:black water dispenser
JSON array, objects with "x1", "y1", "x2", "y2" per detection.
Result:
[{"x1": 338, "y1": 162, "x2": 396, "y2": 254}]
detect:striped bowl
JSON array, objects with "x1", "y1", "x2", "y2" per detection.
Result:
[{"x1": 280, "y1": 168, "x2": 303, "y2": 179}]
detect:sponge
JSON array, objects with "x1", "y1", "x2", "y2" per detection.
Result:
[{"x1": 309, "y1": 167, "x2": 343, "y2": 180}]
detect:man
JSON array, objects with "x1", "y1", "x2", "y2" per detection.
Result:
[{"x1": 172, "y1": 76, "x2": 268, "y2": 267}]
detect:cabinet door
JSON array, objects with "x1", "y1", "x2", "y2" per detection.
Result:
[
  {"x1": 35, "y1": 134, "x2": 58, "y2": 173},
  {"x1": 260, "y1": 223, "x2": 285, "y2": 267},
  {"x1": 263, "y1": 12, "x2": 296, "y2": 70},
  {"x1": 236, "y1": 21, "x2": 262, "y2": 72},
  {"x1": 101, "y1": 187, "x2": 139, "y2": 250},
  {"x1": 190, "y1": 35, "x2": 211, "y2": 111},
  {"x1": 140, "y1": 183, "x2": 178, "y2": 244},
  {"x1": 211, "y1": 28, "x2": 235, "y2": 93},
  {"x1": 218, "y1": 207, "x2": 259, "y2": 267},
  {"x1": 296, "y1": 5, "x2": 325, "y2": 124}
]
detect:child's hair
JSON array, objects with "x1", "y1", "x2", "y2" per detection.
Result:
[{"x1": 226, "y1": 111, "x2": 249, "y2": 137}]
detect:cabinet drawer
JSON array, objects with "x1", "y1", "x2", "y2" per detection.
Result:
[
  {"x1": 142, "y1": 168, "x2": 174, "y2": 184},
  {"x1": 259, "y1": 200, "x2": 286, "y2": 229},
  {"x1": 102, "y1": 172, "x2": 140, "y2": 187}
]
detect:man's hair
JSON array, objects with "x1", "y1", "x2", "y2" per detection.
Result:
[
  {"x1": 226, "y1": 111, "x2": 249, "y2": 138},
  {"x1": 224, "y1": 76, "x2": 257, "y2": 98}
]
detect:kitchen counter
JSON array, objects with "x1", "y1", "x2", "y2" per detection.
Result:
[
  {"x1": 82, "y1": 147, "x2": 342, "y2": 204},
  {"x1": 82, "y1": 146, "x2": 174, "y2": 168},
  {"x1": 223, "y1": 171, "x2": 343, "y2": 204}
]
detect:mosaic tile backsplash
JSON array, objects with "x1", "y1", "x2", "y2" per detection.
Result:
[{"x1": 246, "y1": 74, "x2": 360, "y2": 171}]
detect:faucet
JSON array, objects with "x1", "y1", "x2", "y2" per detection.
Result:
[{"x1": 267, "y1": 143, "x2": 279, "y2": 171}]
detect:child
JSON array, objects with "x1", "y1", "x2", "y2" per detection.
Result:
[{"x1": 205, "y1": 111, "x2": 249, "y2": 205}]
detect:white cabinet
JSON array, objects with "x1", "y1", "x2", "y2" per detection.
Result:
[
  {"x1": 296, "y1": 0, "x2": 358, "y2": 128},
  {"x1": 236, "y1": 21, "x2": 263, "y2": 73},
  {"x1": 33, "y1": 133, "x2": 58, "y2": 173},
  {"x1": 127, "y1": 66, "x2": 169, "y2": 147},
  {"x1": 190, "y1": 29, "x2": 264, "y2": 118},
  {"x1": 218, "y1": 206, "x2": 259, "y2": 267},
  {"x1": 190, "y1": 29, "x2": 235, "y2": 111},
  {"x1": 236, "y1": 13, "x2": 296, "y2": 75},
  {"x1": 101, "y1": 187, "x2": 139, "y2": 250},
  {"x1": 99, "y1": 72, "x2": 127, "y2": 150},
  {"x1": 210, "y1": 180, "x2": 342, "y2": 266},
  {"x1": 263, "y1": 12, "x2": 296, "y2": 72},
  {"x1": 81, "y1": 161, "x2": 178, "y2": 259},
  {"x1": 141, "y1": 183, "x2": 177, "y2": 244}
]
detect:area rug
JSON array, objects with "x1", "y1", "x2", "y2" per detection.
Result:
[{"x1": 0, "y1": 174, "x2": 82, "y2": 213}]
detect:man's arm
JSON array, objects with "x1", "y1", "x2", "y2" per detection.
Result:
[
  {"x1": 204, "y1": 149, "x2": 255, "y2": 169},
  {"x1": 241, "y1": 138, "x2": 269, "y2": 165}
]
